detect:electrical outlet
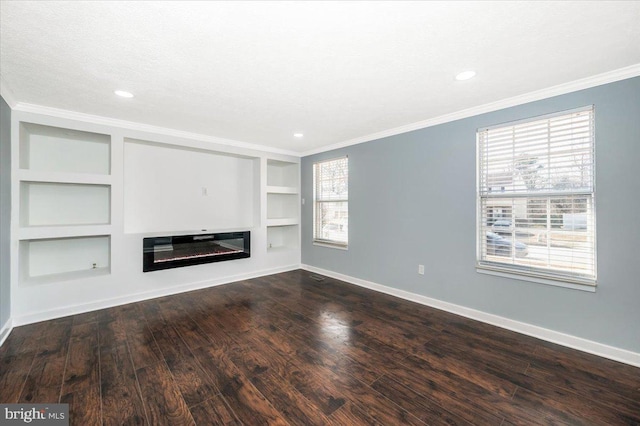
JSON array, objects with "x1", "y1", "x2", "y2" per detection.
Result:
[
  {"x1": 201, "y1": 187, "x2": 208, "y2": 196},
  {"x1": 418, "y1": 264, "x2": 425, "y2": 275}
]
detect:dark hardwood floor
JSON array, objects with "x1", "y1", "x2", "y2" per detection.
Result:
[{"x1": 1, "y1": 269, "x2": 639, "y2": 425}]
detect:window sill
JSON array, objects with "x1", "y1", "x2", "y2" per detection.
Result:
[
  {"x1": 476, "y1": 265, "x2": 596, "y2": 293},
  {"x1": 313, "y1": 241, "x2": 348, "y2": 251}
]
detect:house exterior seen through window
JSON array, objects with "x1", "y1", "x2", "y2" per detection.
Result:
[
  {"x1": 477, "y1": 106, "x2": 596, "y2": 287},
  {"x1": 313, "y1": 157, "x2": 348, "y2": 248}
]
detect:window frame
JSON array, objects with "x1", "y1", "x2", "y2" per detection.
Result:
[
  {"x1": 476, "y1": 106, "x2": 597, "y2": 291},
  {"x1": 312, "y1": 156, "x2": 349, "y2": 249}
]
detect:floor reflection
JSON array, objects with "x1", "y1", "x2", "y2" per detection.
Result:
[{"x1": 318, "y1": 308, "x2": 352, "y2": 343}]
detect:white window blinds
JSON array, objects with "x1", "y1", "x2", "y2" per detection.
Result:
[
  {"x1": 313, "y1": 157, "x2": 348, "y2": 247},
  {"x1": 477, "y1": 106, "x2": 596, "y2": 286}
]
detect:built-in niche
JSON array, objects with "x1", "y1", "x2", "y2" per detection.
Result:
[
  {"x1": 123, "y1": 139, "x2": 257, "y2": 234},
  {"x1": 266, "y1": 159, "x2": 299, "y2": 251},
  {"x1": 20, "y1": 122, "x2": 110, "y2": 175},
  {"x1": 21, "y1": 235, "x2": 111, "y2": 284},
  {"x1": 20, "y1": 182, "x2": 110, "y2": 227}
]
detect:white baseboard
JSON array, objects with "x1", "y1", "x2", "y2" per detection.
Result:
[
  {"x1": 0, "y1": 317, "x2": 13, "y2": 347},
  {"x1": 13, "y1": 264, "x2": 300, "y2": 327},
  {"x1": 301, "y1": 264, "x2": 640, "y2": 368}
]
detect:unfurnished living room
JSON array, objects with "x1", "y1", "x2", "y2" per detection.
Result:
[{"x1": 0, "y1": 1, "x2": 639, "y2": 425}]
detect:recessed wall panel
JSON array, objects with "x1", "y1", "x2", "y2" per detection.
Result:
[
  {"x1": 124, "y1": 140, "x2": 255, "y2": 233},
  {"x1": 21, "y1": 182, "x2": 110, "y2": 226}
]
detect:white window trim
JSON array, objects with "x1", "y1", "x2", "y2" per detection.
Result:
[
  {"x1": 476, "y1": 106, "x2": 597, "y2": 291},
  {"x1": 313, "y1": 241, "x2": 349, "y2": 250},
  {"x1": 476, "y1": 266, "x2": 596, "y2": 292},
  {"x1": 313, "y1": 156, "x2": 349, "y2": 249}
]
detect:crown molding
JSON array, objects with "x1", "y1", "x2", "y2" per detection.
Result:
[
  {"x1": 0, "y1": 76, "x2": 18, "y2": 108},
  {"x1": 301, "y1": 63, "x2": 640, "y2": 157},
  {"x1": 5, "y1": 64, "x2": 640, "y2": 158},
  {"x1": 11, "y1": 102, "x2": 301, "y2": 157}
]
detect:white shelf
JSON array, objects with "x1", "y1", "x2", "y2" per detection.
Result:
[
  {"x1": 266, "y1": 245, "x2": 298, "y2": 254},
  {"x1": 267, "y1": 193, "x2": 298, "y2": 221},
  {"x1": 266, "y1": 218, "x2": 298, "y2": 227},
  {"x1": 18, "y1": 169, "x2": 112, "y2": 185},
  {"x1": 267, "y1": 159, "x2": 299, "y2": 187},
  {"x1": 265, "y1": 159, "x2": 299, "y2": 252},
  {"x1": 16, "y1": 121, "x2": 114, "y2": 287},
  {"x1": 20, "y1": 122, "x2": 111, "y2": 175},
  {"x1": 266, "y1": 185, "x2": 298, "y2": 194},
  {"x1": 20, "y1": 235, "x2": 111, "y2": 284},
  {"x1": 267, "y1": 224, "x2": 299, "y2": 251},
  {"x1": 20, "y1": 181, "x2": 111, "y2": 227},
  {"x1": 18, "y1": 225, "x2": 113, "y2": 240},
  {"x1": 22, "y1": 267, "x2": 111, "y2": 286}
]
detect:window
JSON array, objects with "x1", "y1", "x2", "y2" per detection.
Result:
[
  {"x1": 477, "y1": 106, "x2": 596, "y2": 287},
  {"x1": 313, "y1": 157, "x2": 348, "y2": 248}
]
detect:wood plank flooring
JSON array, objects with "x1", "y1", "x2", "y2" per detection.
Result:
[{"x1": 1, "y1": 269, "x2": 639, "y2": 425}]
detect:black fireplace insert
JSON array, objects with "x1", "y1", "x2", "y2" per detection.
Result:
[{"x1": 143, "y1": 231, "x2": 250, "y2": 272}]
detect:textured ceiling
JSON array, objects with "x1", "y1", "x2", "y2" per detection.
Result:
[{"x1": 1, "y1": 1, "x2": 639, "y2": 154}]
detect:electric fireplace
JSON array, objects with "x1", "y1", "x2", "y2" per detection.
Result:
[{"x1": 143, "y1": 231, "x2": 250, "y2": 272}]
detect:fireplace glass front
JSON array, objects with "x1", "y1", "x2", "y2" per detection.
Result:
[{"x1": 143, "y1": 231, "x2": 250, "y2": 272}]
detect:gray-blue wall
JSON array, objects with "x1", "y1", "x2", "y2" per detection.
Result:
[
  {"x1": 301, "y1": 77, "x2": 640, "y2": 353},
  {"x1": 0, "y1": 96, "x2": 11, "y2": 333}
]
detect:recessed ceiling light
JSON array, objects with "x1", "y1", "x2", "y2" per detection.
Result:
[
  {"x1": 114, "y1": 90, "x2": 134, "y2": 98},
  {"x1": 294, "y1": 133, "x2": 304, "y2": 138},
  {"x1": 455, "y1": 71, "x2": 476, "y2": 81}
]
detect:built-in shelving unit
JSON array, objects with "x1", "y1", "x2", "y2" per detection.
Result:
[
  {"x1": 266, "y1": 159, "x2": 299, "y2": 252},
  {"x1": 10, "y1": 110, "x2": 302, "y2": 325},
  {"x1": 17, "y1": 122, "x2": 112, "y2": 284}
]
